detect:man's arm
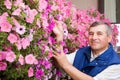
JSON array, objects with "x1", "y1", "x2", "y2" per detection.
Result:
[
  {"x1": 53, "y1": 51, "x2": 94, "y2": 80},
  {"x1": 52, "y1": 24, "x2": 94, "y2": 80}
]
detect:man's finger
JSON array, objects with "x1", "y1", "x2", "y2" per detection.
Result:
[{"x1": 52, "y1": 50, "x2": 59, "y2": 56}]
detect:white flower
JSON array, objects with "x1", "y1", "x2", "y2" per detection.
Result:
[{"x1": 16, "y1": 25, "x2": 26, "y2": 35}]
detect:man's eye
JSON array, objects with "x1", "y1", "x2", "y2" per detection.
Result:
[
  {"x1": 89, "y1": 33, "x2": 93, "y2": 35},
  {"x1": 97, "y1": 33, "x2": 103, "y2": 35}
]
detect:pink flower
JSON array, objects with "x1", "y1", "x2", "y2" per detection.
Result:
[
  {"x1": 7, "y1": 33, "x2": 17, "y2": 44},
  {"x1": 44, "y1": 60, "x2": 51, "y2": 69},
  {"x1": 0, "y1": 12, "x2": 8, "y2": 25},
  {"x1": 15, "y1": 37, "x2": 30, "y2": 50},
  {"x1": 28, "y1": 67, "x2": 34, "y2": 77},
  {"x1": 38, "y1": 0, "x2": 47, "y2": 12},
  {"x1": 4, "y1": 0, "x2": 12, "y2": 9},
  {"x1": 48, "y1": 37, "x2": 55, "y2": 45},
  {"x1": 18, "y1": 54, "x2": 24, "y2": 65},
  {"x1": 27, "y1": 33, "x2": 33, "y2": 42},
  {"x1": 12, "y1": 17, "x2": 20, "y2": 27},
  {"x1": 48, "y1": 51, "x2": 53, "y2": 59},
  {"x1": 6, "y1": 51, "x2": 16, "y2": 63},
  {"x1": 0, "y1": 13, "x2": 12, "y2": 32},
  {"x1": 25, "y1": 54, "x2": 35, "y2": 64},
  {"x1": 0, "y1": 51, "x2": 6, "y2": 61},
  {"x1": 21, "y1": 37, "x2": 30, "y2": 49},
  {"x1": 25, "y1": 8, "x2": 38, "y2": 23},
  {"x1": 12, "y1": 8, "x2": 21, "y2": 16},
  {"x1": 14, "y1": 0, "x2": 24, "y2": 7},
  {"x1": 0, "y1": 62, "x2": 7, "y2": 71},
  {"x1": 51, "y1": 4, "x2": 59, "y2": 11},
  {"x1": 0, "y1": 21, "x2": 12, "y2": 32},
  {"x1": 35, "y1": 69, "x2": 44, "y2": 79},
  {"x1": 33, "y1": 58, "x2": 38, "y2": 65},
  {"x1": 15, "y1": 39, "x2": 22, "y2": 50},
  {"x1": 41, "y1": 16, "x2": 49, "y2": 27}
]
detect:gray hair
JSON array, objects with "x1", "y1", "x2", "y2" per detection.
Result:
[{"x1": 89, "y1": 21, "x2": 112, "y2": 36}]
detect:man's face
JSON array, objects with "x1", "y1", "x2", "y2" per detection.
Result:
[{"x1": 88, "y1": 25, "x2": 112, "y2": 53}]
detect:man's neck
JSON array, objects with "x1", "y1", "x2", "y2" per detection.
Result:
[{"x1": 92, "y1": 47, "x2": 109, "y2": 57}]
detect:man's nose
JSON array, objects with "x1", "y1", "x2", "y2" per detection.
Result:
[{"x1": 92, "y1": 34, "x2": 98, "y2": 39}]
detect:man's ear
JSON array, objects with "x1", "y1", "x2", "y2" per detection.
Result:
[{"x1": 108, "y1": 34, "x2": 112, "y2": 43}]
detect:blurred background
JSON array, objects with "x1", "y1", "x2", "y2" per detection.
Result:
[
  {"x1": 68, "y1": 0, "x2": 120, "y2": 53},
  {"x1": 69, "y1": 0, "x2": 120, "y2": 23}
]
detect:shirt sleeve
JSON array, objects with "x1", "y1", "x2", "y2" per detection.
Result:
[
  {"x1": 66, "y1": 50, "x2": 78, "y2": 64},
  {"x1": 93, "y1": 64, "x2": 120, "y2": 80}
]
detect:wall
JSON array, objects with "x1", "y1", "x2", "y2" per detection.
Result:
[
  {"x1": 69, "y1": 0, "x2": 117, "y2": 23},
  {"x1": 104, "y1": 0, "x2": 116, "y2": 23},
  {"x1": 68, "y1": 0, "x2": 98, "y2": 10},
  {"x1": 116, "y1": 0, "x2": 120, "y2": 23}
]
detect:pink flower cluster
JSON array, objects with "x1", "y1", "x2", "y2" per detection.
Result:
[{"x1": 0, "y1": 50, "x2": 38, "y2": 77}]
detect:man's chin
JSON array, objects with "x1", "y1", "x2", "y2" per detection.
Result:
[{"x1": 91, "y1": 45, "x2": 99, "y2": 50}]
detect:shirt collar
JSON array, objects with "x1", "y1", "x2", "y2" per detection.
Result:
[{"x1": 90, "y1": 47, "x2": 108, "y2": 62}]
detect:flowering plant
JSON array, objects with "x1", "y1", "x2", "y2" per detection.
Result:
[{"x1": 0, "y1": 0, "x2": 118, "y2": 80}]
